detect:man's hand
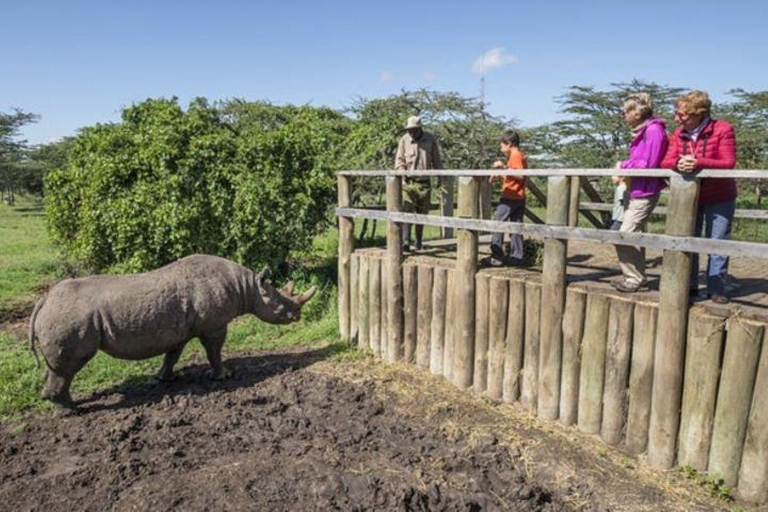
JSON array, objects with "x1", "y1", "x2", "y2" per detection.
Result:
[{"x1": 677, "y1": 155, "x2": 698, "y2": 173}]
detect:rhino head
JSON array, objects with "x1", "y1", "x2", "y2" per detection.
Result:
[{"x1": 253, "y1": 267, "x2": 316, "y2": 324}]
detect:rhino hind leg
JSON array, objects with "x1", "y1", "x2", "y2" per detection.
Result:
[
  {"x1": 157, "y1": 345, "x2": 185, "y2": 382},
  {"x1": 201, "y1": 328, "x2": 229, "y2": 380}
]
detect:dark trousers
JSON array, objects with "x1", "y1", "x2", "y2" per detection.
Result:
[
  {"x1": 690, "y1": 200, "x2": 735, "y2": 296},
  {"x1": 491, "y1": 198, "x2": 525, "y2": 261}
]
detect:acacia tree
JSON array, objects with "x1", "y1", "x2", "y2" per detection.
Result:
[{"x1": 0, "y1": 109, "x2": 39, "y2": 203}]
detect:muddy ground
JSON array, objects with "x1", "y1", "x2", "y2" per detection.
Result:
[{"x1": 0, "y1": 346, "x2": 726, "y2": 511}]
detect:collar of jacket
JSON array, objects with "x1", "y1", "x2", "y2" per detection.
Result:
[{"x1": 681, "y1": 117, "x2": 713, "y2": 140}]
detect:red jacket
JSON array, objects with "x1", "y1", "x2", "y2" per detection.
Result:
[{"x1": 661, "y1": 119, "x2": 737, "y2": 205}]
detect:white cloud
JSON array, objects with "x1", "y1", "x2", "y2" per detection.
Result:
[
  {"x1": 471, "y1": 47, "x2": 520, "y2": 75},
  {"x1": 379, "y1": 71, "x2": 395, "y2": 83}
]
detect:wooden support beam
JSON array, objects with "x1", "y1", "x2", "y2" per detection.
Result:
[
  {"x1": 369, "y1": 257, "x2": 382, "y2": 356},
  {"x1": 524, "y1": 208, "x2": 545, "y2": 225},
  {"x1": 538, "y1": 176, "x2": 570, "y2": 421},
  {"x1": 350, "y1": 254, "x2": 359, "y2": 345},
  {"x1": 416, "y1": 266, "x2": 433, "y2": 370},
  {"x1": 453, "y1": 176, "x2": 479, "y2": 389},
  {"x1": 385, "y1": 176, "x2": 403, "y2": 362},
  {"x1": 578, "y1": 294, "x2": 610, "y2": 434},
  {"x1": 403, "y1": 263, "x2": 418, "y2": 363},
  {"x1": 487, "y1": 277, "x2": 509, "y2": 400},
  {"x1": 580, "y1": 178, "x2": 611, "y2": 227},
  {"x1": 526, "y1": 179, "x2": 547, "y2": 207},
  {"x1": 738, "y1": 328, "x2": 768, "y2": 502},
  {"x1": 648, "y1": 174, "x2": 700, "y2": 469},
  {"x1": 444, "y1": 269, "x2": 457, "y2": 381},
  {"x1": 337, "y1": 175, "x2": 354, "y2": 341},
  {"x1": 503, "y1": 279, "x2": 525, "y2": 404},
  {"x1": 625, "y1": 303, "x2": 658, "y2": 455},
  {"x1": 473, "y1": 274, "x2": 490, "y2": 392},
  {"x1": 521, "y1": 282, "x2": 542, "y2": 411},
  {"x1": 559, "y1": 288, "x2": 587, "y2": 426},
  {"x1": 568, "y1": 176, "x2": 580, "y2": 228},
  {"x1": 601, "y1": 298, "x2": 634, "y2": 445},
  {"x1": 358, "y1": 256, "x2": 370, "y2": 350},
  {"x1": 440, "y1": 176, "x2": 455, "y2": 239},
  {"x1": 430, "y1": 267, "x2": 448, "y2": 375}
]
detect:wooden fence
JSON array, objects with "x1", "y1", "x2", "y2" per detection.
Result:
[{"x1": 335, "y1": 168, "x2": 768, "y2": 503}]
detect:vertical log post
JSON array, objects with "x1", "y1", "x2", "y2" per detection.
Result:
[
  {"x1": 358, "y1": 255, "x2": 370, "y2": 349},
  {"x1": 560, "y1": 288, "x2": 587, "y2": 426},
  {"x1": 578, "y1": 294, "x2": 610, "y2": 434},
  {"x1": 473, "y1": 274, "x2": 490, "y2": 392},
  {"x1": 503, "y1": 279, "x2": 526, "y2": 404},
  {"x1": 403, "y1": 263, "x2": 418, "y2": 364},
  {"x1": 444, "y1": 269, "x2": 457, "y2": 380},
  {"x1": 625, "y1": 303, "x2": 658, "y2": 454},
  {"x1": 601, "y1": 298, "x2": 635, "y2": 445},
  {"x1": 678, "y1": 311, "x2": 726, "y2": 471},
  {"x1": 738, "y1": 328, "x2": 768, "y2": 502},
  {"x1": 487, "y1": 277, "x2": 509, "y2": 400},
  {"x1": 350, "y1": 254, "x2": 359, "y2": 345},
  {"x1": 538, "y1": 176, "x2": 570, "y2": 420},
  {"x1": 430, "y1": 267, "x2": 448, "y2": 375},
  {"x1": 648, "y1": 173, "x2": 699, "y2": 468},
  {"x1": 337, "y1": 174, "x2": 354, "y2": 341},
  {"x1": 568, "y1": 176, "x2": 580, "y2": 228},
  {"x1": 440, "y1": 176, "x2": 455, "y2": 239},
  {"x1": 385, "y1": 177, "x2": 403, "y2": 362},
  {"x1": 416, "y1": 266, "x2": 434, "y2": 369},
  {"x1": 453, "y1": 176, "x2": 479, "y2": 389},
  {"x1": 369, "y1": 257, "x2": 382, "y2": 356},
  {"x1": 708, "y1": 320, "x2": 764, "y2": 487},
  {"x1": 521, "y1": 282, "x2": 542, "y2": 411}
]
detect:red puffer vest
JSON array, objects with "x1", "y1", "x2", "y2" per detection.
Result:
[{"x1": 661, "y1": 119, "x2": 737, "y2": 205}]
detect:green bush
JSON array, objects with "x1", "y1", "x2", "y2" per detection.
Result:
[{"x1": 45, "y1": 98, "x2": 351, "y2": 273}]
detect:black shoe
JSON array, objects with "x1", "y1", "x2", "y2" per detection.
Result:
[
  {"x1": 710, "y1": 294, "x2": 729, "y2": 305},
  {"x1": 613, "y1": 280, "x2": 645, "y2": 293},
  {"x1": 414, "y1": 241, "x2": 424, "y2": 251},
  {"x1": 504, "y1": 256, "x2": 525, "y2": 267},
  {"x1": 480, "y1": 256, "x2": 504, "y2": 268},
  {"x1": 402, "y1": 243, "x2": 411, "y2": 252}
]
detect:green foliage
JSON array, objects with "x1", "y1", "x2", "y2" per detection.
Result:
[
  {"x1": 45, "y1": 97, "x2": 350, "y2": 273},
  {"x1": 0, "y1": 109, "x2": 39, "y2": 203},
  {"x1": 680, "y1": 465, "x2": 734, "y2": 503}
]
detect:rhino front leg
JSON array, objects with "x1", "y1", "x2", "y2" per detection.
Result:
[
  {"x1": 201, "y1": 328, "x2": 229, "y2": 380},
  {"x1": 157, "y1": 345, "x2": 185, "y2": 382}
]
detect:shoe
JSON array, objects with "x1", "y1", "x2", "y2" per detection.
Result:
[
  {"x1": 710, "y1": 294, "x2": 729, "y2": 305},
  {"x1": 414, "y1": 241, "x2": 424, "y2": 251},
  {"x1": 402, "y1": 244, "x2": 411, "y2": 252},
  {"x1": 613, "y1": 280, "x2": 645, "y2": 293},
  {"x1": 504, "y1": 256, "x2": 525, "y2": 267},
  {"x1": 480, "y1": 256, "x2": 504, "y2": 268}
]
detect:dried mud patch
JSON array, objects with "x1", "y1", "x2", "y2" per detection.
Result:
[{"x1": 0, "y1": 346, "x2": 726, "y2": 511}]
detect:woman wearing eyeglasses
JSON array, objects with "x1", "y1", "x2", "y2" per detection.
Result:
[
  {"x1": 613, "y1": 93, "x2": 668, "y2": 293},
  {"x1": 661, "y1": 90, "x2": 737, "y2": 304}
]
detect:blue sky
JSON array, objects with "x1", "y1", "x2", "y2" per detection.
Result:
[{"x1": 4, "y1": 0, "x2": 767, "y2": 144}]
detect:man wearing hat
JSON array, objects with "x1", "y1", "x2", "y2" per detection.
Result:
[{"x1": 395, "y1": 115, "x2": 443, "y2": 250}]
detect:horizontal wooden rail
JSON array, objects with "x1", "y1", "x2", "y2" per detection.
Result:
[
  {"x1": 336, "y1": 207, "x2": 768, "y2": 259},
  {"x1": 338, "y1": 169, "x2": 768, "y2": 179},
  {"x1": 580, "y1": 201, "x2": 768, "y2": 221}
]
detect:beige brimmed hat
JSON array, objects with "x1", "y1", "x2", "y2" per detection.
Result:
[{"x1": 404, "y1": 116, "x2": 423, "y2": 129}]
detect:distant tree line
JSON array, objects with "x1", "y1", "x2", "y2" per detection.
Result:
[{"x1": 2, "y1": 80, "x2": 764, "y2": 273}]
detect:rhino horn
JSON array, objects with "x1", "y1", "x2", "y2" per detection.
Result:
[
  {"x1": 295, "y1": 286, "x2": 317, "y2": 306},
  {"x1": 280, "y1": 280, "x2": 295, "y2": 296}
]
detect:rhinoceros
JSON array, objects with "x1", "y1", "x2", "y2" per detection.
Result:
[{"x1": 28, "y1": 254, "x2": 316, "y2": 411}]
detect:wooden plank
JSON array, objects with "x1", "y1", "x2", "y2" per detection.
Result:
[
  {"x1": 521, "y1": 282, "x2": 542, "y2": 411},
  {"x1": 487, "y1": 277, "x2": 509, "y2": 400},
  {"x1": 385, "y1": 176, "x2": 403, "y2": 363},
  {"x1": 678, "y1": 311, "x2": 726, "y2": 471},
  {"x1": 337, "y1": 175, "x2": 353, "y2": 341},
  {"x1": 416, "y1": 265, "x2": 434, "y2": 370},
  {"x1": 380, "y1": 256, "x2": 389, "y2": 360},
  {"x1": 648, "y1": 174, "x2": 700, "y2": 469},
  {"x1": 625, "y1": 303, "x2": 658, "y2": 455},
  {"x1": 454, "y1": 176, "x2": 479, "y2": 389},
  {"x1": 526, "y1": 179, "x2": 547, "y2": 207},
  {"x1": 473, "y1": 274, "x2": 490, "y2": 393},
  {"x1": 709, "y1": 320, "x2": 764, "y2": 487},
  {"x1": 538, "y1": 176, "x2": 570, "y2": 421},
  {"x1": 358, "y1": 256, "x2": 370, "y2": 350},
  {"x1": 350, "y1": 253, "x2": 359, "y2": 345},
  {"x1": 439, "y1": 176, "x2": 455, "y2": 239},
  {"x1": 337, "y1": 169, "x2": 768, "y2": 179},
  {"x1": 578, "y1": 294, "x2": 610, "y2": 435},
  {"x1": 601, "y1": 298, "x2": 635, "y2": 445},
  {"x1": 568, "y1": 176, "x2": 580, "y2": 228},
  {"x1": 335, "y1": 208, "x2": 768, "y2": 260},
  {"x1": 503, "y1": 279, "x2": 526, "y2": 404},
  {"x1": 444, "y1": 270, "x2": 457, "y2": 381},
  {"x1": 403, "y1": 263, "x2": 418, "y2": 364},
  {"x1": 738, "y1": 328, "x2": 768, "y2": 502},
  {"x1": 581, "y1": 201, "x2": 768, "y2": 221},
  {"x1": 369, "y1": 257, "x2": 382, "y2": 356},
  {"x1": 559, "y1": 288, "x2": 587, "y2": 427},
  {"x1": 430, "y1": 267, "x2": 448, "y2": 375},
  {"x1": 523, "y1": 208, "x2": 545, "y2": 224}
]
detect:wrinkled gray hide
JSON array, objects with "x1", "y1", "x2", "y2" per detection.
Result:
[{"x1": 28, "y1": 254, "x2": 315, "y2": 410}]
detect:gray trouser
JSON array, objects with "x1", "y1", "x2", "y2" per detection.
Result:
[
  {"x1": 491, "y1": 198, "x2": 525, "y2": 260},
  {"x1": 615, "y1": 194, "x2": 659, "y2": 286}
]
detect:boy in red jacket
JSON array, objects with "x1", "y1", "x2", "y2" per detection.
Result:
[{"x1": 661, "y1": 90, "x2": 737, "y2": 304}]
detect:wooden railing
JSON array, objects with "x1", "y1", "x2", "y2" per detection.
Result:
[{"x1": 335, "y1": 168, "x2": 768, "y2": 495}]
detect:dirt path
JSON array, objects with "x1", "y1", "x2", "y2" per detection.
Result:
[{"x1": 0, "y1": 346, "x2": 727, "y2": 511}]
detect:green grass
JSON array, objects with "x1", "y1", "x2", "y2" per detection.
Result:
[{"x1": 0, "y1": 196, "x2": 61, "y2": 316}]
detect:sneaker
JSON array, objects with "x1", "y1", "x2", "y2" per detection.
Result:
[
  {"x1": 613, "y1": 280, "x2": 645, "y2": 293},
  {"x1": 480, "y1": 256, "x2": 504, "y2": 268},
  {"x1": 710, "y1": 294, "x2": 730, "y2": 305}
]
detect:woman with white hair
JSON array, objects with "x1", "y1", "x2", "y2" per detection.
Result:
[{"x1": 614, "y1": 93, "x2": 668, "y2": 293}]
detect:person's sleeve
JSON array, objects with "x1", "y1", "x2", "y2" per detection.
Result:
[
  {"x1": 432, "y1": 137, "x2": 443, "y2": 170},
  {"x1": 395, "y1": 138, "x2": 406, "y2": 170},
  {"x1": 661, "y1": 133, "x2": 681, "y2": 169},
  {"x1": 620, "y1": 125, "x2": 667, "y2": 169},
  {"x1": 697, "y1": 124, "x2": 737, "y2": 169}
]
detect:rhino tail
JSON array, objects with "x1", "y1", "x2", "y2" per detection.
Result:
[{"x1": 28, "y1": 296, "x2": 46, "y2": 370}]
